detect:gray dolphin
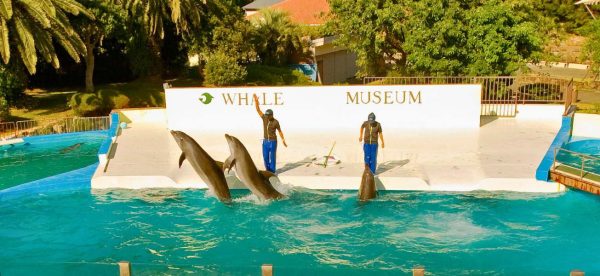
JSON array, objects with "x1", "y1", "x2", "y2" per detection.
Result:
[
  {"x1": 358, "y1": 164, "x2": 377, "y2": 201},
  {"x1": 223, "y1": 134, "x2": 285, "y2": 201},
  {"x1": 170, "y1": 130, "x2": 231, "y2": 203},
  {"x1": 60, "y1": 143, "x2": 84, "y2": 154}
]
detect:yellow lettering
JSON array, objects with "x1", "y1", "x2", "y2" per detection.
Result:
[
  {"x1": 262, "y1": 92, "x2": 273, "y2": 105},
  {"x1": 360, "y1": 92, "x2": 371, "y2": 104},
  {"x1": 346, "y1": 92, "x2": 359, "y2": 104},
  {"x1": 410, "y1": 91, "x2": 422, "y2": 104},
  {"x1": 384, "y1": 91, "x2": 392, "y2": 104},
  {"x1": 238, "y1": 93, "x2": 249, "y2": 105},
  {"x1": 372, "y1": 91, "x2": 381, "y2": 104},
  {"x1": 274, "y1": 92, "x2": 284, "y2": 105},
  {"x1": 222, "y1": 94, "x2": 235, "y2": 105}
]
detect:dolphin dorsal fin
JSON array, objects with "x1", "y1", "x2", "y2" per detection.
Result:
[
  {"x1": 179, "y1": 153, "x2": 186, "y2": 168},
  {"x1": 259, "y1": 170, "x2": 277, "y2": 180}
]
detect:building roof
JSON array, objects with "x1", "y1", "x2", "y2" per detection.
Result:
[
  {"x1": 250, "y1": 0, "x2": 330, "y2": 25},
  {"x1": 243, "y1": 0, "x2": 284, "y2": 10}
]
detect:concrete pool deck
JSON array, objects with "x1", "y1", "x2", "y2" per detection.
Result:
[{"x1": 91, "y1": 106, "x2": 569, "y2": 193}]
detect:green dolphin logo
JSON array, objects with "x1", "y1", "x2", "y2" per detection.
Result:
[{"x1": 199, "y1": 93, "x2": 214, "y2": 104}]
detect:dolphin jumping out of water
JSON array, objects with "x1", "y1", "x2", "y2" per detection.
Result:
[
  {"x1": 170, "y1": 130, "x2": 232, "y2": 203},
  {"x1": 223, "y1": 134, "x2": 285, "y2": 201},
  {"x1": 358, "y1": 164, "x2": 377, "y2": 201}
]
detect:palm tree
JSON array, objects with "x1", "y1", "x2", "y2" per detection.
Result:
[
  {"x1": 0, "y1": 0, "x2": 93, "y2": 74},
  {"x1": 251, "y1": 9, "x2": 308, "y2": 66},
  {"x1": 121, "y1": 0, "x2": 204, "y2": 38}
]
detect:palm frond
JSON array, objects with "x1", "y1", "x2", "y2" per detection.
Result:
[
  {"x1": 0, "y1": 18, "x2": 9, "y2": 64},
  {"x1": 0, "y1": 0, "x2": 12, "y2": 20}
]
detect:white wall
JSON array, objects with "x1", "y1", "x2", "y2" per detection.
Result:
[{"x1": 165, "y1": 85, "x2": 481, "y2": 133}]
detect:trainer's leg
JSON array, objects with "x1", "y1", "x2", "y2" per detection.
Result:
[
  {"x1": 262, "y1": 140, "x2": 269, "y2": 171},
  {"x1": 371, "y1": 144, "x2": 378, "y2": 174},
  {"x1": 363, "y1": 143, "x2": 370, "y2": 168},
  {"x1": 269, "y1": 141, "x2": 278, "y2": 173}
]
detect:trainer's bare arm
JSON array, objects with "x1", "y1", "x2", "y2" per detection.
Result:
[
  {"x1": 277, "y1": 128, "x2": 288, "y2": 147},
  {"x1": 253, "y1": 94, "x2": 263, "y2": 117},
  {"x1": 359, "y1": 126, "x2": 365, "y2": 142},
  {"x1": 379, "y1": 132, "x2": 385, "y2": 148}
]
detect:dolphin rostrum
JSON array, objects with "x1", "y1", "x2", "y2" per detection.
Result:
[
  {"x1": 223, "y1": 134, "x2": 285, "y2": 201},
  {"x1": 358, "y1": 164, "x2": 377, "y2": 201},
  {"x1": 170, "y1": 130, "x2": 231, "y2": 203}
]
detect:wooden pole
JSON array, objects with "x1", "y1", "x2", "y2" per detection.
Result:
[
  {"x1": 261, "y1": 264, "x2": 273, "y2": 276},
  {"x1": 412, "y1": 266, "x2": 425, "y2": 276},
  {"x1": 118, "y1": 261, "x2": 131, "y2": 276}
]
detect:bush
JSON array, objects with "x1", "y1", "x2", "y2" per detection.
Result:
[
  {"x1": 203, "y1": 51, "x2": 247, "y2": 86},
  {"x1": 0, "y1": 96, "x2": 8, "y2": 121},
  {"x1": 246, "y1": 64, "x2": 318, "y2": 86},
  {"x1": 0, "y1": 65, "x2": 26, "y2": 120},
  {"x1": 0, "y1": 65, "x2": 26, "y2": 105},
  {"x1": 68, "y1": 93, "x2": 110, "y2": 116},
  {"x1": 109, "y1": 94, "x2": 131, "y2": 109}
]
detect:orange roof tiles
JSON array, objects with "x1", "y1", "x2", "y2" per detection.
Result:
[{"x1": 255, "y1": 0, "x2": 330, "y2": 25}]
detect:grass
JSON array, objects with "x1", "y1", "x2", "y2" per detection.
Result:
[
  {"x1": 8, "y1": 77, "x2": 199, "y2": 122},
  {"x1": 576, "y1": 88, "x2": 600, "y2": 114}
]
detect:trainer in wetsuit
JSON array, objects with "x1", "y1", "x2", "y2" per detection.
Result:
[
  {"x1": 253, "y1": 94, "x2": 288, "y2": 173},
  {"x1": 359, "y1": 112, "x2": 385, "y2": 174}
]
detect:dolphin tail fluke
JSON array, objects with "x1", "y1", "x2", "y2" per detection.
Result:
[
  {"x1": 223, "y1": 156, "x2": 236, "y2": 173},
  {"x1": 178, "y1": 153, "x2": 186, "y2": 168}
]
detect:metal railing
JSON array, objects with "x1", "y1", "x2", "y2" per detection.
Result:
[
  {"x1": 553, "y1": 148, "x2": 600, "y2": 181},
  {"x1": 363, "y1": 76, "x2": 574, "y2": 117},
  {"x1": 0, "y1": 116, "x2": 110, "y2": 140},
  {"x1": 564, "y1": 79, "x2": 577, "y2": 115},
  {"x1": 0, "y1": 122, "x2": 16, "y2": 140}
]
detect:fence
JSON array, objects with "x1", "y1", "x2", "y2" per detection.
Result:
[
  {"x1": 363, "y1": 76, "x2": 574, "y2": 117},
  {"x1": 0, "y1": 116, "x2": 110, "y2": 140},
  {"x1": 553, "y1": 148, "x2": 600, "y2": 181}
]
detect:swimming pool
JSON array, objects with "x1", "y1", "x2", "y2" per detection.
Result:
[
  {"x1": 557, "y1": 139, "x2": 600, "y2": 175},
  {"x1": 1, "y1": 187, "x2": 599, "y2": 275},
  {"x1": 0, "y1": 131, "x2": 108, "y2": 190}
]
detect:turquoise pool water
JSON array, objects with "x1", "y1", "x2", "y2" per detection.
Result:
[
  {"x1": 557, "y1": 139, "x2": 600, "y2": 175},
  {"x1": 0, "y1": 131, "x2": 107, "y2": 190},
  {"x1": 1, "y1": 188, "x2": 600, "y2": 275}
]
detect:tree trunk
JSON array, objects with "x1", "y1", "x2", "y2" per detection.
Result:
[{"x1": 84, "y1": 42, "x2": 95, "y2": 93}]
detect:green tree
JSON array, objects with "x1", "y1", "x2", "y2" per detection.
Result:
[
  {"x1": 582, "y1": 19, "x2": 600, "y2": 77},
  {"x1": 120, "y1": 0, "x2": 205, "y2": 76},
  {"x1": 203, "y1": 50, "x2": 247, "y2": 86},
  {"x1": 251, "y1": 9, "x2": 309, "y2": 66},
  {"x1": 464, "y1": 0, "x2": 541, "y2": 75},
  {"x1": 185, "y1": 0, "x2": 255, "y2": 77},
  {"x1": 73, "y1": 0, "x2": 127, "y2": 92},
  {"x1": 0, "y1": 0, "x2": 93, "y2": 74},
  {"x1": 326, "y1": 0, "x2": 408, "y2": 76},
  {"x1": 326, "y1": 0, "x2": 541, "y2": 76}
]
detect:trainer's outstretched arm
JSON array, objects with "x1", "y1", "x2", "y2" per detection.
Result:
[
  {"x1": 278, "y1": 129, "x2": 288, "y2": 147},
  {"x1": 380, "y1": 132, "x2": 385, "y2": 148},
  {"x1": 253, "y1": 94, "x2": 263, "y2": 117},
  {"x1": 359, "y1": 126, "x2": 364, "y2": 142}
]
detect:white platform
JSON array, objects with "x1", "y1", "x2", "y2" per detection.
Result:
[
  {"x1": 91, "y1": 107, "x2": 569, "y2": 193},
  {"x1": 0, "y1": 138, "x2": 24, "y2": 146}
]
